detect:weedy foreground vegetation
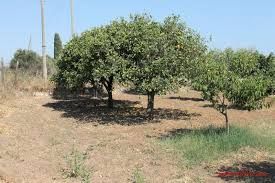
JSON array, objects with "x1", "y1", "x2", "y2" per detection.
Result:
[{"x1": 160, "y1": 124, "x2": 275, "y2": 166}]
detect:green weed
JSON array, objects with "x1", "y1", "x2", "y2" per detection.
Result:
[
  {"x1": 62, "y1": 146, "x2": 91, "y2": 183},
  {"x1": 160, "y1": 125, "x2": 275, "y2": 166}
]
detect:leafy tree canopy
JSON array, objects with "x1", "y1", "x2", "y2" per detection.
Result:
[
  {"x1": 54, "y1": 14, "x2": 206, "y2": 111},
  {"x1": 257, "y1": 52, "x2": 275, "y2": 93},
  {"x1": 192, "y1": 49, "x2": 271, "y2": 133},
  {"x1": 54, "y1": 24, "x2": 129, "y2": 108},
  {"x1": 121, "y1": 14, "x2": 206, "y2": 113}
]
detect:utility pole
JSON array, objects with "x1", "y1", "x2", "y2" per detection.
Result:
[
  {"x1": 28, "y1": 35, "x2": 32, "y2": 51},
  {"x1": 70, "y1": 0, "x2": 75, "y2": 38},
  {"x1": 40, "y1": 0, "x2": 47, "y2": 82}
]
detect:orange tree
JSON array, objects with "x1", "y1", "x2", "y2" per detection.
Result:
[
  {"x1": 121, "y1": 15, "x2": 206, "y2": 116},
  {"x1": 192, "y1": 49, "x2": 271, "y2": 133},
  {"x1": 54, "y1": 25, "x2": 128, "y2": 108},
  {"x1": 54, "y1": 14, "x2": 206, "y2": 113}
]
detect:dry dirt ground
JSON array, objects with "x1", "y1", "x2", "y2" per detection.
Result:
[{"x1": 0, "y1": 88, "x2": 274, "y2": 183}]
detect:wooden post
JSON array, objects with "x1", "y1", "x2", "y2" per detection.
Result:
[
  {"x1": 28, "y1": 35, "x2": 32, "y2": 51},
  {"x1": 1, "y1": 58, "x2": 5, "y2": 90},
  {"x1": 0, "y1": 61, "x2": 2, "y2": 87}
]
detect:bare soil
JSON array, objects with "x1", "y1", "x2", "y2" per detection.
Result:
[{"x1": 0, "y1": 88, "x2": 274, "y2": 183}]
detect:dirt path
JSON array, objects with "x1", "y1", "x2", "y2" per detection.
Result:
[{"x1": 0, "y1": 90, "x2": 274, "y2": 182}]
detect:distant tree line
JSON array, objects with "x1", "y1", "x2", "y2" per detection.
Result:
[
  {"x1": 10, "y1": 33, "x2": 63, "y2": 75},
  {"x1": 10, "y1": 49, "x2": 56, "y2": 75}
]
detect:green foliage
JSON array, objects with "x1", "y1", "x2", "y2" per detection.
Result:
[
  {"x1": 226, "y1": 48, "x2": 261, "y2": 77},
  {"x1": 54, "y1": 36, "x2": 87, "y2": 89},
  {"x1": 54, "y1": 14, "x2": 205, "y2": 110},
  {"x1": 120, "y1": 14, "x2": 206, "y2": 112},
  {"x1": 258, "y1": 52, "x2": 275, "y2": 75},
  {"x1": 257, "y1": 53, "x2": 275, "y2": 93},
  {"x1": 10, "y1": 49, "x2": 56, "y2": 75},
  {"x1": 63, "y1": 147, "x2": 91, "y2": 183},
  {"x1": 160, "y1": 126, "x2": 275, "y2": 166},
  {"x1": 54, "y1": 24, "x2": 128, "y2": 107},
  {"x1": 228, "y1": 76, "x2": 270, "y2": 110},
  {"x1": 54, "y1": 33, "x2": 63, "y2": 60},
  {"x1": 10, "y1": 49, "x2": 41, "y2": 72},
  {"x1": 132, "y1": 168, "x2": 145, "y2": 183},
  {"x1": 192, "y1": 49, "x2": 270, "y2": 131},
  {"x1": 124, "y1": 14, "x2": 205, "y2": 94}
]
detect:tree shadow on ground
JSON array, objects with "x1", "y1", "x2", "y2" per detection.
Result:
[
  {"x1": 169, "y1": 96, "x2": 204, "y2": 102},
  {"x1": 43, "y1": 97, "x2": 200, "y2": 126},
  {"x1": 157, "y1": 127, "x2": 226, "y2": 139},
  {"x1": 215, "y1": 161, "x2": 275, "y2": 182}
]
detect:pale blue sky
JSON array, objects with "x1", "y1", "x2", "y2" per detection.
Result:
[{"x1": 0, "y1": 0, "x2": 274, "y2": 63}]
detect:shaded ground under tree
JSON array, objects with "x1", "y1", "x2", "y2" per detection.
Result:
[
  {"x1": 43, "y1": 97, "x2": 200, "y2": 126},
  {"x1": 168, "y1": 96, "x2": 205, "y2": 102}
]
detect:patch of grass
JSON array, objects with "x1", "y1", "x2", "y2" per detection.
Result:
[
  {"x1": 160, "y1": 126, "x2": 275, "y2": 166},
  {"x1": 132, "y1": 168, "x2": 145, "y2": 183},
  {"x1": 250, "y1": 120, "x2": 275, "y2": 140},
  {"x1": 62, "y1": 146, "x2": 91, "y2": 183}
]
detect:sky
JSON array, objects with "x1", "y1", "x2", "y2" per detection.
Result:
[{"x1": 0, "y1": 0, "x2": 274, "y2": 63}]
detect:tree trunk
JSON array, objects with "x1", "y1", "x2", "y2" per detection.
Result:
[
  {"x1": 107, "y1": 90, "x2": 113, "y2": 108},
  {"x1": 224, "y1": 110, "x2": 229, "y2": 134},
  {"x1": 1, "y1": 59, "x2": 5, "y2": 90},
  {"x1": 147, "y1": 91, "x2": 155, "y2": 119},
  {"x1": 105, "y1": 76, "x2": 113, "y2": 108}
]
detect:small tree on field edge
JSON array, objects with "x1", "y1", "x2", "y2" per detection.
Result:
[{"x1": 192, "y1": 49, "x2": 270, "y2": 134}]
